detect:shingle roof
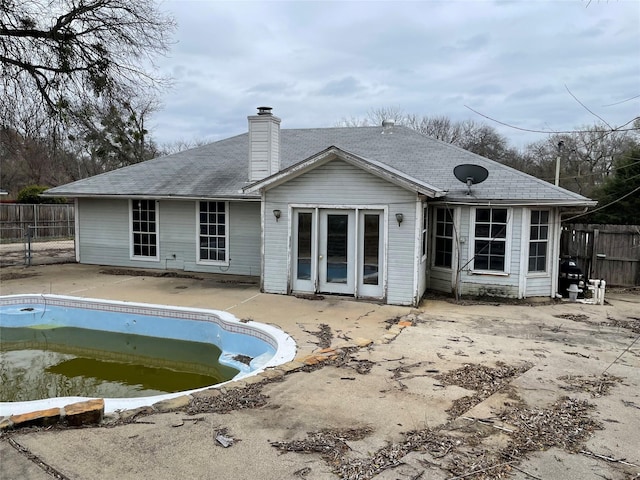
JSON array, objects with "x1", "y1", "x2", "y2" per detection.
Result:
[{"x1": 45, "y1": 125, "x2": 593, "y2": 205}]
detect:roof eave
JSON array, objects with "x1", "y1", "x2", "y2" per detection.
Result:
[
  {"x1": 40, "y1": 192, "x2": 261, "y2": 201},
  {"x1": 432, "y1": 198, "x2": 597, "y2": 207}
]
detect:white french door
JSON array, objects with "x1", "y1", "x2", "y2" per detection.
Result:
[
  {"x1": 291, "y1": 208, "x2": 385, "y2": 299},
  {"x1": 357, "y1": 210, "x2": 384, "y2": 298},
  {"x1": 318, "y1": 210, "x2": 355, "y2": 294}
]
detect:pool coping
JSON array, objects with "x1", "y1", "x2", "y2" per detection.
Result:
[{"x1": 0, "y1": 294, "x2": 297, "y2": 417}]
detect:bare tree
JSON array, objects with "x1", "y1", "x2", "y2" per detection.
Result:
[
  {"x1": 0, "y1": 0, "x2": 175, "y2": 118},
  {"x1": 522, "y1": 125, "x2": 636, "y2": 197}
]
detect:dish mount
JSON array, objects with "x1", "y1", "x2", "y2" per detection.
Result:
[{"x1": 453, "y1": 164, "x2": 489, "y2": 195}]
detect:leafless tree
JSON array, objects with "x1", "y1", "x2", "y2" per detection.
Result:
[{"x1": 0, "y1": 0, "x2": 175, "y2": 118}]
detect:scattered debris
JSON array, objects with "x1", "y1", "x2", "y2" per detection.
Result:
[
  {"x1": 293, "y1": 466, "x2": 312, "y2": 477},
  {"x1": 554, "y1": 313, "x2": 589, "y2": 322},
  {"x1": 215, "y1": 427, "x2": 235, "y2": 448},
  {"x1": 563, "y1": 351, "x2": 590, "y2": 358},
  {"x1": 558, "y1": 374, "x2": 623, "y2": 397},
  {"x1": 580, "y1": 449, "x2": 639, "y2": 468},
  {"x1": 622, "y1": 400, "x2": 640, "y2": 410},
  {"x1": 555, "y1": 312, "x2": 640, "y2": 334},
  {"x1": 215, "y1": 434, "x2": 234, "y2": 448},
  {"x1": 232, "y1": 354, "x2": 253, "y2": 366},
  {"x1": 435, "y1": 362, "x2": 532, "y2": 418},
  {"x1": 302, "y1": 323, "x2": 333, "y2": 349},
  {"x1": 384, "y1": 316, "x2": 404, "y2": 330},
  {"x1": 271, "y1": 427, "x2": 373, "y2": 467},
  {"x1": 389, "y1": 362, "x2": 424, "y2": 379},
  {"x1": 187, "y1": 383, "x2": 268, "y2": 415}
]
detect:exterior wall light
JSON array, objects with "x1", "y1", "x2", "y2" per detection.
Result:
[
  {"x1": 395, "y1": 213, "x2": 403, "y2": 226},
  {"x1": 273, "y1": 209, "x2": 281, "y2": 221}
]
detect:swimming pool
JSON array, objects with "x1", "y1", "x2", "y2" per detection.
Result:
[{"x1": 0, "y1": 294, "x2": 296, "y2": 416}]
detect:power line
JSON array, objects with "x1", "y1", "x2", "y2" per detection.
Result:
[{"x1": 563, "y1": 183, "x2": 640, "y2": 222}]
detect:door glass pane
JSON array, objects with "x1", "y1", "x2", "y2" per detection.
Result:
[
  {"x1": 326, "y1": 214, "x2": 348, "y2": 283},
  {"x1": 297, "y1": 212, "x2": 312, "y2": 280},
  {"x1": 363, "y1": 214, "x2": 379, "y2": 285}
]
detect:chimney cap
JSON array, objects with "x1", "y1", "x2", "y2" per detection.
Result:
[{"x1": 257, "y1": 106, "x2": 273, "y2": 116}]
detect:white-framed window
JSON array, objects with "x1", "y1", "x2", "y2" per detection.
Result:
[
  {"x1": 198, "y1": 201, "x2": 228, "y2": 264},
  {"x1": 528, "y1": 210, "x2": 549, "y2": 273},
  {"x1": 472, "y1": 207, "x2": 509, "y2": 272},
  {"x1": 433, "y1": 207, "x2": 454, "y2": 268},
  {"x1": 131, "y1": 199, "x2": 158, "y2": 260},
  {"x1": 421, "y1": 205, "x2": 428, "y2": 260}
]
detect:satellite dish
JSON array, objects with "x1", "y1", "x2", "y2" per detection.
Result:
[{"x1": 453, "y1": 164, "x2": 489, "y2": 195}]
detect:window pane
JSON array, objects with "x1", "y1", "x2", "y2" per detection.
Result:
[
  {"x1": 444, "y1": 224, "x2": 453, "y2": 237},
  {"x1": 297, "y1": 213, "x2": 312, "y2": 280},
  {"x1": 363, "y1": 214, "x2": 380, "y2": 285},
  {"x1": 326, "y1": 214, "x2": 348, "y2": 283},
  {"x1": 476, "y1": 225, "x2": 490, "y2": 237},
  {"x1": 491, "y1": 224, "x2": 506, "y2": 238},
  {"x1": 539, "y1": 226, "x2": 548, "y2": 240},
  {"x1": 475, "y1": 255, "x2": 489, "y2": 270},
  {"x1": 476, "y1": 209, "x2": 490, "y2": 222},
  {"x1": 490, "y1": 256, "x2": 504, "y2": 271},
  {"x1": 492, "y1": 209, "x2": 507, "y2": 223},
  {"x1": 540, "y1": 211, "x2": 549, "y2": 223}
]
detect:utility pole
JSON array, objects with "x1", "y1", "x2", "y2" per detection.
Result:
[{"x1": 555, "y1": 140, "x2": 564, "y2": 187}]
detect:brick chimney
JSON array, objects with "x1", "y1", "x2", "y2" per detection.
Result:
[{"x1": 248, "y1": 106, "x2": 281, "y2": 181}]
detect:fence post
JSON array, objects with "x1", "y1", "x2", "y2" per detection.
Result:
[
  {"x1": 33, "y1": 203, "x2": 38, "y2": 240},
  {"x1": 590, "y1": 228, "x2": 600, "y2": 279},
  {"x1": 26, "y1": 226, "x2": 33, "y2": 266}
]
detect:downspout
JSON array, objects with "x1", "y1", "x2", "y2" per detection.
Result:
[
  {"x1": 74, "y1": 198, "x2": 80, "y2": 263},
  {"x1": 259, "y1": 190, "x2": 266, "y2": 292}
]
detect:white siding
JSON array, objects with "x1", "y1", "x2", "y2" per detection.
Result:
[
  {"x1": 249, "y1": 115, "x2": 281, "y2": 181},
  {"x1": 262, "y1": 159, "x2": 419, "y2": 305},
  {"x1": 78, "y1": 198, "x2": 130, "y2": 265},
  {"x1": 76, "y1": 198, "x2": 261, "y2": 276}
]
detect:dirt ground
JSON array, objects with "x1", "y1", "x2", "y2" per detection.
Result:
[{"x1": 0, "y1": 265, "x2": 639, "y2": 480}]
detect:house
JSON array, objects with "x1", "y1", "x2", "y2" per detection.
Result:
[{"x1": 44, "y1": 107, "x2": 595, "y2": 306}]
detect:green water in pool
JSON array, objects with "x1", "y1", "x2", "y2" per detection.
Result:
[{"x1": 0, "y1": 326, "x2": 239, "y2": 402}]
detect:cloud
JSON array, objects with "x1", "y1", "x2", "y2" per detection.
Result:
[
  {"x1": 316, "y1": 76, "x2": 364, "y2": 97},
  {"x1": 148, "y1": 0, "x2": 640, "y2": 149}
]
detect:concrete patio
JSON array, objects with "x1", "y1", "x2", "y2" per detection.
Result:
[{"x1": 1, "y1": 264, "x2": 639, "y2": 480}]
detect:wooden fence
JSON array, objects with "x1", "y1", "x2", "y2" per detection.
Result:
[
  {"x1": 560, "y1": 224, "x2": 640, "y2": 286},
  {"x1": 0, "y1": 204, "x2": 75, "y2": 241}
]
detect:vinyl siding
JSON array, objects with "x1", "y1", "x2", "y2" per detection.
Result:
[
  {"x1": 76, "y1": 198, "x2": 261, "y2": 276},
  {"x1": 262, "y1": 158, "x2": 419, "y2": 305},
  {"x1": 186, "y1": 201, "x2": 262, "y2": 276},
  {"x1": 429, "y1": 268, "x2": 454, "y2": 294},
  {"x1": 77, "y1": 198, "x2": 131, "y2": 265}
]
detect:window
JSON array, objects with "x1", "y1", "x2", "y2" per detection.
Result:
[
  {"x1": 473, "y1": 208, "x2": 507, "y2": 271},
  {"x1": 421, "y1": 205, "x2": 428, "y2": 260},
  {"x1": 131, "y1": 199, "x2": 158, "y2": 258},
  {"x1": 198, "y1": 201, "x2": 227, "y2": 263},
  {"x1": 529, "y1": 210, "x2": 549, "y2": 272},
  {"x1": 434, "y1": 207, "x2": 454, "y2": 268}
]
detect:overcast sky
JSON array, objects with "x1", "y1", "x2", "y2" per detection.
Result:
[{"x1": 150, "y1": 0, "x2": 640, "y2": 149}]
